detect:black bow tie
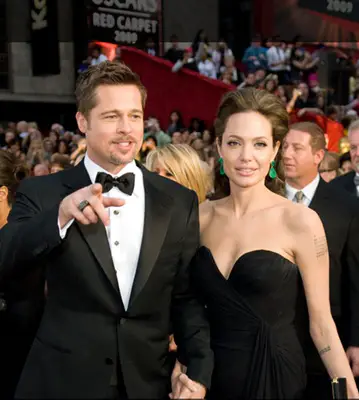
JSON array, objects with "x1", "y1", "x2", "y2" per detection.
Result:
[{"x1": 95, "y1": 172, "x2": 135, "y2": 195}]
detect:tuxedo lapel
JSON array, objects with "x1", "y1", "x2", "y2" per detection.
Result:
[
  {"x1": 128, "y1": 167, "x2": 173, "y2": 308},
  {"x1": 309, "y1": 178, "x2": 330, "y2": 211},
  {"x1": 76, "y1": 222, "x2": 120, "y2": 294},
  {"x1": 62, "y1": 161, "x2": 121, "y2": 296}
]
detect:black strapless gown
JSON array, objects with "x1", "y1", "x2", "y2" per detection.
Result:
[{"x1": 191, "y1": 247, "x2": 306, "y2": 399}]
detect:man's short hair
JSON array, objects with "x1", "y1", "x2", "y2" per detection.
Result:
[
  {"x1": 289, "y1": 121, "x2": 326, "y2": 151},
  {"x1": 75, "y1": 61, "x2": 147, "y2": 117},
  {"x1": 348, "y1": 119, "x2": 359, "y2": 136}
]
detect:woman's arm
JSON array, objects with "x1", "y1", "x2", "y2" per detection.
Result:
[{"x1": 291, "y1": 207, "x2": 359, "y2": 398}]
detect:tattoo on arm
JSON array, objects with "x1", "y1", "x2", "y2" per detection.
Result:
[
  {"x1": 314, "y1": 235, "x2": 328, "y2": 259},
  {"x1": 319, "y1": 345, "x2": 331, "y2": 355}
]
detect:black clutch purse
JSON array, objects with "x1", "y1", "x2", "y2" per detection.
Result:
[{"x1": 331, "y1": 377, "x2": 348, "y2": 399}]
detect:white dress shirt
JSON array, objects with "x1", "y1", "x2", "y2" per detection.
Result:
[
  {"x1": 59, "y1": 154, "x2": 145, "y2": 309},
  {"x1": 267, "y1": 46, "x2": 286, "y2": 72},
  {"x1": 198, "y1": 59, "x2": 217, "y2": 79},
  {"x1": 356, "y1": 173, "x2": 359, "y2": 197},
  {"x1": 285, "y1": 174, "x2": 320, "y2": 206}
]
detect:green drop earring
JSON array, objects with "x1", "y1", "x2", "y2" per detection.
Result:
[
  {"x1": 269, "y1": 160, "x2": 277, "y2": 179},
  {"x1": 219, "y1": 157, "x2": 225, "y2": 176}
]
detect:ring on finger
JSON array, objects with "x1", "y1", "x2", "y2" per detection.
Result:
[{"x1": 78, "y1": 200, "x2": 90, "y2": 212}]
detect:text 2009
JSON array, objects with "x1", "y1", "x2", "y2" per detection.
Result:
[{"x1": 327, "y1": 0, "x2": 353, "y2": 13}]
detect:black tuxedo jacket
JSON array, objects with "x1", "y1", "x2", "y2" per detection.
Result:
[
  {"x1": 0, "y1": 161, "x2": 213, "y2": 399},
  {"x1": 302, "y1": 179, "x2": 359, "y2": 373},
  {"x1": 329, "y1": 170, "x2": 357, "y2": 197}
]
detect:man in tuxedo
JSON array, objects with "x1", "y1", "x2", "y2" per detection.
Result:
[
  {"x1": 330, "y1": 119, "x2": 359, "y2": 197},
  {"x1": 282, "y1": 121, "x2": 359, "y2": 398},
  {"x1": 0, "y1": 61, "x2": 213, "y2": 399}
]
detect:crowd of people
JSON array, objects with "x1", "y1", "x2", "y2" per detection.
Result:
[{"x1": 1, "y1": 37, "x2": 359, "y2": 399}]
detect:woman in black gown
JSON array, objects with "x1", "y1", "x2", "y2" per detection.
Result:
[{"x1": 189, "y1": 88, "x2": 359, "y2": 399}]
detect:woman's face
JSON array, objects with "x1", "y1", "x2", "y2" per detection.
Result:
[
  {"x1": 182, "y1": 130, "x2": 190, "y2": 143},
  {"x1": 192, "y1": 138, "x2": 204, "y2": 151},
  {"x1": 255, "y1": 69, "x2": 265, "y2": 81},
  {"x1": 58, "y1": 141, "x2": 67, "y2": 154},
  {"x1": 203, "y1": 130, "x2": 211, "y2": 143},
  {"x1": 224, "y1": 57, "x2": 234, "y2": 68},
  {"x1": 151, "y1": 159, "x2": 176, "y2": 182},
  {"x1": 192, "y1": 120, "x2": 200, "y2": 131},
  {"x1": 266, "y1": 80, "x2": 275, "y2": 92},
  {"x1": 49, "y1": 131, "x2": 58, "y2": 143},
  {"x1": 170, "y1": 112, "x2": 179, "y2": 123},
  {"x1": 320, "y1": 169, "x2": 337, "y2": 183},
  {"x1": 277, "y1": 86, "x2": 285, "y2": 97},
  {"x1": 32, "y1": 141, "x2": 42, "y2": 151},
  {"x1": 341, "y1": 160, "x2": 353, "y2": 174},
  {"x1": 218, "y1": 111, "x2": 279, "y2": 189},
  {"x1": 317, "y1": 95, "x2": 324, "y2": 108},
  {"x1": 5, "y1": 131, "x2": 15, "y2": 143},
  {"x1": 43, "y1": 140, "x2": 53, "y2": 152}
]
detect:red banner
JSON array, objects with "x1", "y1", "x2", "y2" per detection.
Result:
[{"x1": 120, "y1": 46, "x2": 235, "y2": 129}]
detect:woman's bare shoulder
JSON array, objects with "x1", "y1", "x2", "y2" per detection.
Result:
[{"x1": 282, "y1": 200, "x2": 323, "y2": 235}]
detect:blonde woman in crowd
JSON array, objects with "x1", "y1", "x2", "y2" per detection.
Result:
[
  {"x1": 146, "y1": 143, "x2": 213, "y2": 203},
  {"x1": 146, "y1": 143, "x2": 213, "y2": 358},
  {"x1": 319, "y1": 151, "x2": 340, "y2": 182}
]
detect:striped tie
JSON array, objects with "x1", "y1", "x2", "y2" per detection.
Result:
[{"x1": 294, "y1": 191, "x2": 305, "y2": 203}]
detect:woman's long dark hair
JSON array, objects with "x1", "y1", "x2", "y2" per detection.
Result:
[
  {"x1": 212, "y1": 88, "x2": 289, "y2": 199},
  {"x1": 0, "y1": 150, "x2": 29, "y2": 205}
]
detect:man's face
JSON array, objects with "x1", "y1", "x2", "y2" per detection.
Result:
[
  {"x1": 349, "y1": 129, "x2": 359, "y2": 173},
  {"x1": 10, "y1": 143, "x2": 20, "y2": 154},
  {"x1": 246, "y1": 73, "x2": 256, "y2": 85},
  {"x1": 76, "y1": 84, "x2": 144, "y2": 172},
  {"x1": 172, "y1": 132, "x2": 182, "y2": 144},
  {"x1": 147, "y1": 118, "x2": 159, "y2": 134},
  {"x1": 282, "y1": 130, "x2": 324, "y2": 181}
]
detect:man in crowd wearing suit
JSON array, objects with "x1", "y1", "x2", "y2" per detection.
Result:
[
  {"x1": 330, "y1": 119, "x2": 359, "y2": 197},
  {"x1": 0, "y1": 61, "x2": 213, "y2": 399},
  {"x1": 282, "y1": 121, "x2": 359, "y2": 398}
]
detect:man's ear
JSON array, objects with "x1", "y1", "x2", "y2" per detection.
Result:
[
  {"x1": 0, "y1": 186, "x2": 9, "y2": 203},
  {"x1": 76, "y1": 112, "x2": 88, "y2": 134},
  {"x1": 314, "y1": 149, "x2": 325, "y2": 167}
]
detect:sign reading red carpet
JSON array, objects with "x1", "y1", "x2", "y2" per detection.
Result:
[{"x1": 87, "y1": 0, "x2": 162, "y2": 48}]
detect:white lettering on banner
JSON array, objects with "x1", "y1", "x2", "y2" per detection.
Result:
[
  {"x1": 114, "y1": 30, "x2": 138, "y2": 43},
  {"x1": 32, "y1": 0, "x2": 48, "y2": 30},
  {"x1": 93, "y1": 12, "x2": 116, "y2": 28},
  {"x1": 92, "y1": 0, "x2": 157, "y2": 13},
  {"x1": 327, "y1": 0, "x2": 353, "y2": 13},
  {"x1": 90, "y1": 0, "x2": 160, "y2": 44},
  {"x1": 117, "y1": 16, "x2": 157, "y2": 33}
]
